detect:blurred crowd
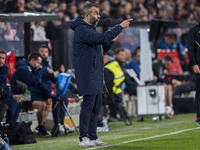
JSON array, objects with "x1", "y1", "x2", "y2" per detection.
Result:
[{"x1": 0, "y1": 0, "x2": 199, "y2": 23}]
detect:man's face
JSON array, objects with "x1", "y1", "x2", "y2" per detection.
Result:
[
  {"x1": 88, "y1": 6, "x2": 100, "y2": 26},
  {"x1": 163, "y1": 60, "x2": 172, "y2": 68},
  {"x1": 116, "y1": 51, "x2": 126, "y2": 63},
  {"x1": 30, "y1": 57, "x2": 42, "y2": 69},
  {"x1": 0, "y1": 53, "x2": 6, "y2": 67},
  {"x1": 38, "y1": 47, "x2": 49, "y2": 60}
]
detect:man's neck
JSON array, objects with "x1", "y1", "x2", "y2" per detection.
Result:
[{"x1": 83, "y1": 19, "x2": 91, "y2": 25}]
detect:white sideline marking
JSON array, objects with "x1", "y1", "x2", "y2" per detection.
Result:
[{"x1": 86, "y1": 127, "x2": 200, "y2": 150}]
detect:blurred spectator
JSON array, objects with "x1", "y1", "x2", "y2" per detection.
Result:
[
  {"x1": 76, "y1": 0, "x2": 85, "y2": 15},
  {"x1": 115, "y1": 47, "x2": 126, "y2": 71},
  {"x1": 31, "y1": 21, "x2": 48, "y2": 41},
  {"x1": 4, "y1": 23, "x2": 17, "y2": 40},
  {"x1": 15, "y1": 23, "x2": 24, "y2": 40},
  {"x1": 41, "y1": 0, "x2": 57, "y2": 13},
  {"x1": 158, "y1": 33, "x2": 173, "y2": 49},
  {"x1": 13, "y1": 0, "x2": 26, "y2": 13},
  {"x1": 25, "y1": 0, "x2": 36, "y2": 12},
  {"x1": 124, "y1": 48, "x2": 132, "y2": 65},
  {"x1": 66, "y1": 3, "x2": 78, "y2": 19},
  {"x1": 153, "y1": 55, "x2": 175, "y2": 107},
  {"x1": 117, "y1": 4, "x2": 129, "y2": 20},
  {"x1": 99, "y1": 0, "x2": 110, "y2": 19},
  {"x1": 0, "y1": 22, "x2": 6, "y2": 40},
  {"x1": 56, "y1": 1, "x2": 67, "y2": 12},
  {"x1": 170, "y1": 33, "x2": 178, "y2": 49},
  {"x1": 125, "y1": 47, "x2": 140, "y2": 96},
  {"x1": 126, "y1": 47, "x2": 140, "y2": 77},
  {"x1": 0, "y1": 0, "x2": 9, "y2": 13}
]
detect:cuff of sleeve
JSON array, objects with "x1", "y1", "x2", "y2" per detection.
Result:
[
  {"x1": 118, "y1": 24, "x2": 123, "y2": 29},
  {"x1": 54, "y1": 71, "x2": 59, "y2": 78}
]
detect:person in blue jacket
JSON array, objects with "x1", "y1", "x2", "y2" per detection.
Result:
[
  {"x1": 0, "y1": 50, "x2": 22, "y2": 122},
  {"x1": 37, "y1": 44, "x2": 74, "y2": 135},
  {"x1": 6, "y1": 52, "x2": 51, "y2": 136},
  {"x1": 70, "y1": 2, "x2": 132, "y2": 147}
]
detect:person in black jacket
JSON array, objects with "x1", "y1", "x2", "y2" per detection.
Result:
[
  {"x1": 70, "y1": 2, "x2": 132, "y2": 147},
  {"x1": 188, "y1": 12, "x2": 200, "y2": 125},
  {"x1": 153, "y1": 56, "x2": 174, "y2": 108}
]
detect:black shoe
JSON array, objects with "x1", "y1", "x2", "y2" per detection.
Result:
[
  {"x1": 34, "y1": 125, "x2": 39, "y2": 134},
  {"x1": 38, "y1": 125, "x2": 51, "y2": 137},
  {"x1": 51, "y1": 125, "x2": 60, "y2": 137},
  {"x1": 137, "y1": 117, "x2": 144, "y2": 122},
  {"x1": 195, "y1": 120, "x2": 200, "y2": 126}
]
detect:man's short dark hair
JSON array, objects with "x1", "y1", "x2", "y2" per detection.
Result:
[
  {"x1": 115, "y1": 47, "x2": 125, "y2": 55},
  {"x1": 82, "y1": 2, "x2": 99, "y2": 16},
  {"x1": 37, "y1": 44, "x2": 49, "y2": 52},
  {"x1": 28, "y1": 52, "x2": 41, "y2": 62},
  {"x1": 162, "y1": 55, "x2": 173, "y2": 63},
  {"x1": 0, "y1": 51, "x2": 6, "y2": 55}
]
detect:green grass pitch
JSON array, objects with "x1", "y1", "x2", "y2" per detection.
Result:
[{"x1": 10, "y1": 113, "x2": 200, "y2": 150}]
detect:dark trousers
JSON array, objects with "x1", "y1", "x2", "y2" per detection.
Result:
[
  {"x1": 52, "y1": 95, "x2": 68, "y2": 125},
  {"x1": 173, "y1": 81, "x2": 196, "y2": 97},
  {"x1": 6, "y1": 98, "x2": 22, "y2": 122},
  {"x1": 195, "y1": 74, "x2": 200, "y2": 118},
  {"x1": 79, "y1": 94, "x2": 102, "y2": 141}
]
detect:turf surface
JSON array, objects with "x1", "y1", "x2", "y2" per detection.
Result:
[{"x1": 10, "y1": 113, "x2": 200, "y2": 150}]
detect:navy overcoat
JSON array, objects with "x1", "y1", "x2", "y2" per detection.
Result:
[{"x1": 70, "y1": 17, "x2": 122, "y2": 96}]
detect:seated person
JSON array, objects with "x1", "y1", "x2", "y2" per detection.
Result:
[
  {"x1": 6, "y1": 52, "x2": 51, "y2": 136},
  {"x1": 37, "y1": 44, "x2": 74, "y2": 135},
  {"x1": 125, "y1": 47, "x2": 140, "y2": 95},
  {"x1": 153, "y1": 56, "x2": 175, "y2": 108},
  {"x1": 126, "y1": 47, "x2": 140, "y2": 77},
  {"x1": 0, "y1": 50, "x2": 22, "y2": 122}
]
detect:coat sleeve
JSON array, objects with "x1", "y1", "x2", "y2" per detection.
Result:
[
  {"x1": 4, "y1": 75, "x2": 13, "y2": 100},
  {"x1": 16, "y1": 67, "x2": 43, "y2": 86},
  {"x1": 42, "y1": 69, "x2": 57, "y2": 83},
  {"x1": 188, "y1": 27, "x2": 197, "y2": 66},
  {"x1": 79, "y1": 25, "x2": 122, "y2": 45},
  {"x1": 103, "y1": 42, "x2": 113, "y2": 53}
]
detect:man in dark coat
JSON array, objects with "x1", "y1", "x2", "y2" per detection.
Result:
[
  {"x1": 70, "y1": 2, "x2": 132, "y2": 147},
  {"x1": 188, "y1": 11, "x2": 200, "y2": 126}
]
